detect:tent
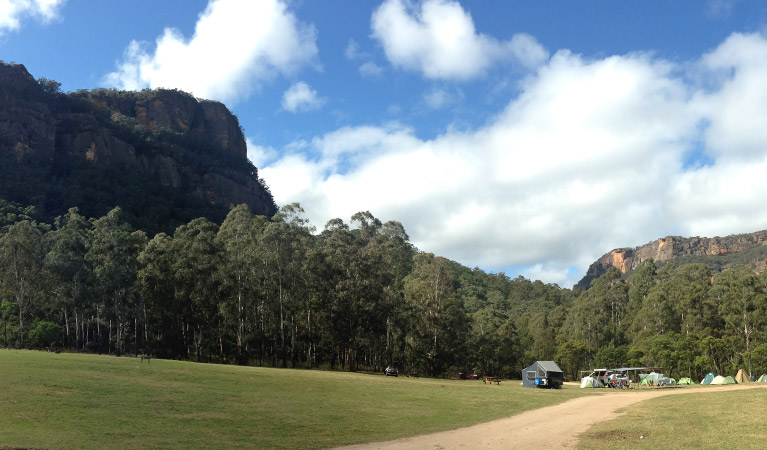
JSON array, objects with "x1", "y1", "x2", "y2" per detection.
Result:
[
  {"x1": 758, "y1": 374, "x2": 767, "y2": 383},
  {"x1": 701, "y1": 372, "x2": 717, "y2": 385},
  {"x1": 522, "y1": 361, "x2": 565, "y2": 389},
  {"x1": 710, "y1": 375, "x2": 736, "y2": 385},
  {"x1": 734, "y1": 369, "x2": 751, "y2": 383},
  {"x1": 710, "y1": 375, "x2": 726, "y2": 385},
  {"x1": 580, "y1": 377, "x2": 594, "y2": 388},
  {"x1": 640, "y1": 372, "x2": 671, "y2": 385},
  {"x1": 678, "y1": 377, "x2": 694, "y2": 385}
]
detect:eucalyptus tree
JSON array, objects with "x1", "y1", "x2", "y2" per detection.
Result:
[
  {"x1": 562, "y1": 267, "x2": 625, "y2": 355},
  {"x1": 713, "y1": 266, "x2": 766, "y2": 376},
  {"x1": 137, "y1": 232, "x2": 176, "y2": 356},
  {"x1": 0, "y1": 220, "x2": 45, "y2": 347},
  {"x1": 261, "y1": 203, "x2": 313, "y2": 367},
  {"x1": 371, "y1": 220, "x2": 414, "y2": 369},
  {"x1": 318, "y1": 216, "x2": 364, "y2": 370},
  {"x1": 86, "y1": 207, "x2": 146, "y2": 355},
  {"x1": 43, "y1": 208, "x2": 91, "y2": 350},
  {"x1": 170, "y1": 217, "x2": 223, "y2": 361},
  {"x1": 404, "y1": 253, "x2": 468, "y2": 376},
  {"x1": 668, "y1": 263, "x2": 714, "y2": 336},
  {"x1": 216, "y1": 204, "x2": 265, "y2": 364}
]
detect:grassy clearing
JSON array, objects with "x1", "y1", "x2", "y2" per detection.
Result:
[
  {"x1": 578, "y1": 387, "x2": 767, "y2": 449},
  {"x1": 0, "y1": 350, "x2": 603, "y2": 449}
]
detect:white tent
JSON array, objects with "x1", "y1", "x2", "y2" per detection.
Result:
[{"x1": 580, "y1": 376, "x2": 604, "y2": 388}]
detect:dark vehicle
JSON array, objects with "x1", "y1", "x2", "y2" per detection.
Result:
[
  {"x1": 385, "y1": 365, "x2": 399, "y2": 377},
  {"x1": 457, "y1": 372, "x2": 478, "y2": 380}
]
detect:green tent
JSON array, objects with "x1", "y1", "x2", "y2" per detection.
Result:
[
  {"x1": 757, "y1": 374, "x2": 767, "y2": 383},
  {"x1": 710, "y1": 375, "x2": 736, "y2": 385},
  {"x1": 701, "y1": 372, "x2": 717, "y2": 385},
  {"x1": 710, "y1": 375, "x2": 726, "y2": 385},
  {"x1": 669, "y1": 378, "x2": 677, "y2": 385},
  {"x1": 678, "y1": 377, "x2": 694, "y2": 385},
  {"x1": 640, "y1": 379, "x2": 650, "y2": 386}
]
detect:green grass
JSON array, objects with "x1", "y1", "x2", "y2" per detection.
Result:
[
  {"x1": 578, "y1": 387, "x2": 767, "y2": 449},
  {"x1": 0, "y1": 350, "x2": 603, "y2": 449}
]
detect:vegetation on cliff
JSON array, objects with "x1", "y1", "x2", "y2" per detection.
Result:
[{"x1": 0, "y1": 61, "x2": 276, "y2": 235}]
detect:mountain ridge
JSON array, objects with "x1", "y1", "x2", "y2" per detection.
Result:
[{"x1": 576, "y1": 229, "x2": 767, "y2": 289}]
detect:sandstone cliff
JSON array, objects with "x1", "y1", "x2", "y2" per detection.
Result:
[
  {"x1": 0, "y1": 62, "x2": 277, "y2": 232},
  {"x1": 576, "y1": 230, "x2": 767, "y2": 290}
]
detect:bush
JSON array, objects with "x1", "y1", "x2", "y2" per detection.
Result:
[{"x1": 28, "y1": 320, "x2": 62, "y2": 349}]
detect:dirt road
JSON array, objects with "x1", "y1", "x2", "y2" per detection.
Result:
[{"x1": 337, "y1": 383, "x2": 767, "y2": 449}]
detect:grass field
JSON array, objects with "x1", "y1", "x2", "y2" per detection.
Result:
[
  {"x1": 0, "y1": 350, "x2": 603, "y2": 449},
  {"x1": 578, "y1": 387, "x2": 767, "y2": 449}
]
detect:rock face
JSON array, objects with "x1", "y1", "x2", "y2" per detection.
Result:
[
  {"x1": 0, "y1": 62, "x2": 277, "y2": 232},
  {"x1": 576, "y1": 231, "x2": 767, "y2": 290}
]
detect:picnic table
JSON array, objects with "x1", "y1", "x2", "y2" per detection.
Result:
[{"x1": 484, "y1": 376, "x2": 501, "y2": 385}]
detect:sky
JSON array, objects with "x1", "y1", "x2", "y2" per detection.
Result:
[{"x1": 4, "y1": 0, "x2": 767, "y2": 287}]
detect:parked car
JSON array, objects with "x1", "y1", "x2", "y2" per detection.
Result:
[
  {"x1": 385, "y1": 365, "x2": 399, "y2": 377},
  {"x1": 456, "y1": 372, "x2": 478, "y2": 380}
]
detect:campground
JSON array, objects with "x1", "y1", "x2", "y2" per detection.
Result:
[
  {"x1": 3, "y1": 349, "x2": 767, "y2": 449},
  {"x1": 340, "y1": 382, "x2": 767, "y2": 450}
]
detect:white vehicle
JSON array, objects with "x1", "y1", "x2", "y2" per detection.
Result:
[{"x1": 586, "y1": 369, "x2": 612, "y2": 386}]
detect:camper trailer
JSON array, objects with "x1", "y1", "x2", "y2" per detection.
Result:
[{"x1": 522, "y1": 361, "x2": 565, "y2": 389}]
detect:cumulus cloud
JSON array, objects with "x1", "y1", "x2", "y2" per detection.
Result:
[
  {"x1": 0, "y1": 0, "x2": 65, "y2": 33},
  {"x1": 257, "y1": 32, "x2": 767, "y2": 287},
  {"x1": 346, "y1": 38, "x2": 385, "y2": 78},
  {"x1": 371, "y1": 0, "x2": 548, "y2": 80},
  {"x1": 246, "y1": 138, "x2": 279, "y2": 168},
  {"x1": 104, "y1": 0, "x2": 317, "y2": 104},
  {"x1": 706, "y1": 0, "x2": 738, "y2": 17},
  {"x1": 281, "y1": 81, "x2": 326, "y2": 113},
  {"x1": 422, "y1": 86, "x2": 462, "y2": 109},
  {"x1": 359, "y1": 61, "x2": 384, "y2": 78},
  {"x1": 261, "y1": 50, "x2": 697, "y2": 285}
]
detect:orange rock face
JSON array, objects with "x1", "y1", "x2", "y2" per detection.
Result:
[{"x1": 577, "y1": 231, "x2": 767, "y2": 290}]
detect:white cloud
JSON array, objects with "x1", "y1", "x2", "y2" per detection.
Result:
[
  {"x1": 706, "y1": 0, "x2": 738, "y2": 17},
  {"x1": 261, "y1": 49, "x2": 696, "y2": 280},
  {"x1": 345, "y1": 39, "x2": 366, "y2": 60},
  {"x1": 104, "y1": 0, "x2": 318, "y2": 104},
  {"x1": 359, "y1": 61, "x2": 384, "y2": 78},
  {"x1": 246, "y1": 138, "x2": 278, "y2": 168},
  {"x1": 347, "y1": 38, "x2": 384, "y2": 78},
  {"x1": 422, "y1": 86, "x2": 462, "y2": 109},
  {"x1": 257, "y1": 32, "x2": 767, "y2": 287},
  {"x1": 0, "y1": 0, "x2": 65, "y2": 33},
  {"x1": 281, "y1": 81, "x2": 325, "y2": 113},
  {"x1": 371, "y1": 0, "x2": 548, "y2": 80}
]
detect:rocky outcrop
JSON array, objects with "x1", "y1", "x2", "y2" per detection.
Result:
[
  {"x1": 576, "y1": 231, "x2": 767, "y2": 290},
  {"x1": 0, "y1": 61, "x2": 276, "y2": 232}
]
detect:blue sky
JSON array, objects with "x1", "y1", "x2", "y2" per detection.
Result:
[{"x1": 4, "y1": 0, "x2": 767, "y2": 287}]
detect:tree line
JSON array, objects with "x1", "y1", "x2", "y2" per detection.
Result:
[{"x1": 2, "y1": 201, "x2": 766, "y2": 380}]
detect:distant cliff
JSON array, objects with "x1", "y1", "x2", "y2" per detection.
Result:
[
  {"x1": 0, "y1": 62, "x2": 277, "y2": 232},
  {"x1": 576, "y1": 230, "x2": 767, "y2": 290}
]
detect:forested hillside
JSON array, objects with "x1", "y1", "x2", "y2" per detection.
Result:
[{"x1": 2, "y1": 199, "x2": 767, "y2": 381}]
